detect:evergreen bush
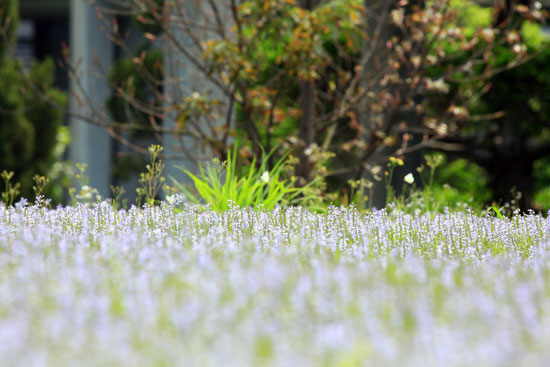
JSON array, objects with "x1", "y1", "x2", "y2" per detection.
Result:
[{"x1": 0, "y1": 0, "x2": 67, "y2": 200}]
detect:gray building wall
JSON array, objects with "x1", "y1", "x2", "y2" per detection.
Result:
[{"x1": 69, "y1": 0, "x2": 113, "y2": 198}]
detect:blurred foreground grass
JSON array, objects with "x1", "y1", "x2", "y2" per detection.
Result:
[{"x1": 1, "y1": 201, "x2": 550, "y2": 366}]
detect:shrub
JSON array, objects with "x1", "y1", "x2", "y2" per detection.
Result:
[
  {"x1": 0, "y1": 0, "x2": 67, "y2": 201},
  {"x1": 173, "y1": 146, "x2": 320, "y2": 212}
]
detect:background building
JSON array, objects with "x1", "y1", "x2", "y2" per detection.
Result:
[{"x1": 18, "y1": 0, "x2": 217, "y2": 200}]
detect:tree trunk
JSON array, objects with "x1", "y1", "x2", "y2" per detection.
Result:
[
  {"x1": 359, "y1": 0, "x2": 426, "y2": 208},
  {"x1": 493, "y1": 0, "x2": 533, "y2": 27},
  {"x1": 488, "y1": 153, "x2": 534, "y2": 210},
  {"x1": 486, "y1": 121, "x2": 535, "y2": 210},
  {"x1": 296, "y1": 0, "x2": 319, "y2": 182},
  {"x1": 297, "y1": 80, "x2": 316, "y2": 181}
]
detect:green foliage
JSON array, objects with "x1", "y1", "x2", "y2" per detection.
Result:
[
  {"x1": 107, "y1": 45, "x2": 163, "y2": 132},
  {"x1": 430, "y1": 155, "x2": 491, "y2": 206},
  {"x1": 521, "y1": 21, "x2": 548, "y2": 49},
  {"x1": 379, "y1": 152, "x2": 490, "y2": 214},
  {"x1": 1, "y1": 170, "x2": 20, "y2": 207},
  {"x1": 478, "y1": 37, "x2": 550, "y2": 131},
  {"x1": 99, "y1": 0, "x2": 542, "y2": 210},
  {"x1": 414, "y1": 156, "x2": 489, "y2": 213},
  {"x1": 110, "y1": 185, "x2": 126, "y2": 211},
  {"x1": 23, "y1": 59, "x2": 68, "y2": 170},
  {"x1": 0, "y1": 0, "x2": 18, "y2": 54},
  {"x1": 136, "y1": 145, "x2": 165, "y2": 207},
  {"x1": 32, "y1": 175, "x2": 50, "y2": 198},
  {"x1": 0, "y1": 57, "x2": 67, "y2": 200},
  {"x1": 0, "y1": 0, "x2": 67, "y2": 201},
  {"x1": 0, "y1": 57, "x2": 34, "y2": 190},
  {"x1": 107, "y1": 41, "x2": 163, "y2": 183},
  {"x1": 203, "y1": 0, "x2": 364, "y2": 82},
  {"x1": 346, "y1": 178, "x2": 374, "y2": 211},
  {"x1": 133, "y1": 0, "x2": 166, "y2": 36},
  {"x1": 173, "y1": 146, "x2": 317, "y2": 212},
  {"x1": 421, "y1": 0, "x2": 550, "y2": 208},
  {"x1": 385, "y1": 157, "x2": 405, "y2": 205},
  {"x1": 449, "y1": 0, "x2": 492, "y2": 36},
  {"x1": 533, "y1": 157, "x2": 550, "y2": 212},
  {"x1": 68, "y1": 163, "x2": 100, "y2": 205},
  {"x1": 534, "y1": 188, "x2": 550, "y2": 213},
  {"x1": 201, "y1": 0, "x2": 365, "y2": 159}
]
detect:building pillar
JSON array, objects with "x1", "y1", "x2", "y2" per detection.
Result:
[
  {"x1": 69, "y1": 0, "x2": 113, "y2": 197},
  {"x1": 162, "y1": 1, "x2": 225, "y2": 191},
  {"x1": 162, "y1": 35, "x2": 191, "y2": 189}
]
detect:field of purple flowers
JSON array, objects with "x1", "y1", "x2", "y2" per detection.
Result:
[{"x1": 1, "y1": 199, "x2": 550, "y2": 366}]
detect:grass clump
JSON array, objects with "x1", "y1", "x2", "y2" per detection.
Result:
[{"x1": 173, "y1": 146, "x2": 318, "y2": 212}]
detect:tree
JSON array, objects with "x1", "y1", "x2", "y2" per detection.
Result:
[
  {"x1": 64, "y1": 0, "x2": 545, "y2": 206},
  {"x1": 438, "y1": 1, "x2": 550, "y2": 209},
  {"x1": 0, "y1": 0, "x2": 67, "y2": 200}
]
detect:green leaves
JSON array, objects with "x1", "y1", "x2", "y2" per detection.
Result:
[
  {"x1": 173, "y1": 146, "x2": 311, "y2": 212},
  {"x1": 136, "y1": 145, "x2": 165, "y2": 207},
  {"x1": 1, "y1": 170, "x2": 20, "y2": 207}
]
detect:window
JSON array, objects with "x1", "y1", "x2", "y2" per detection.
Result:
[{"x1": 16, "y1": 19, "x2": 35, "y2": 72}]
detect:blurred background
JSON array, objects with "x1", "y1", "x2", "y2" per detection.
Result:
[{"x1": 1, "y1": 0, "x2": 550, "y2": 211}]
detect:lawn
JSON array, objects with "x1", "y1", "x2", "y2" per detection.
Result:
[{"x1": 1, "y1": 200, "x2": 550, "y2": 366}]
